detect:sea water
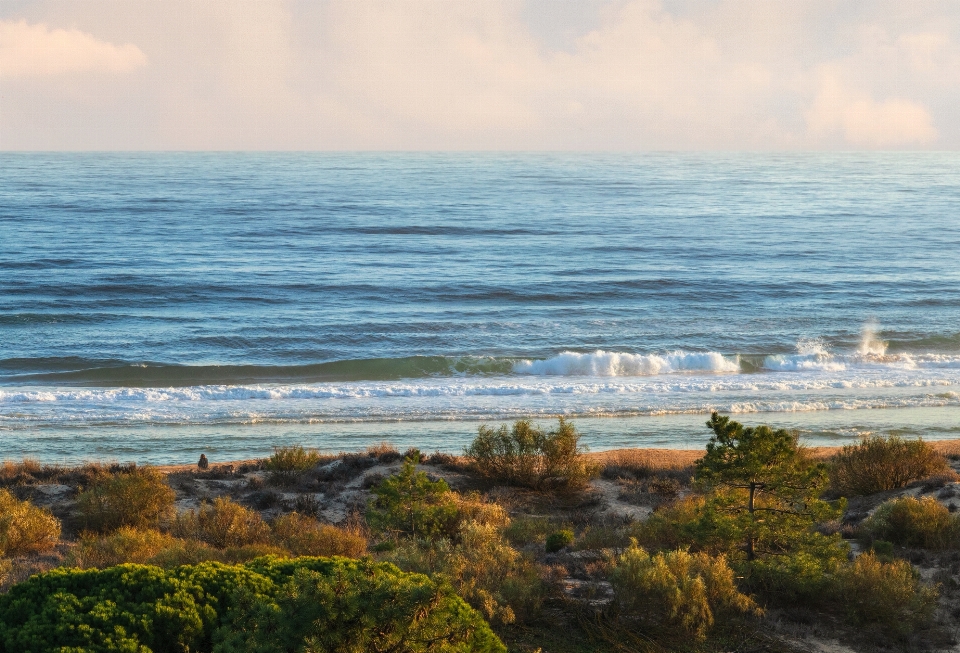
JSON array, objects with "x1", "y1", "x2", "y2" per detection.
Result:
[{"x1": 2, "y1": 153, "x2": 959, "y2": 463}]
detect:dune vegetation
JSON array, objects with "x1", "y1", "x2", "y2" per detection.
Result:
[{"x1": 1, "y1": 417, "x2": 959, "y2": 652}]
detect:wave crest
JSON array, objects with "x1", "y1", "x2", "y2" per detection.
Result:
[{"x1": 513, "y1": 350, "x2": 740, "y2": 376}]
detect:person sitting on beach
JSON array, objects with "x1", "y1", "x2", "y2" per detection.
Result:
[{"x1": 198, "y1": 454, "x2": 209, "y2": 470}]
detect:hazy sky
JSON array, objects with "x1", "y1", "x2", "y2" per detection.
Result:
[{"x1": 2, "y1": 0, "x2": 959, "y2": 150}]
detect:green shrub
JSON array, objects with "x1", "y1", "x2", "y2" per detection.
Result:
[
  {"x1": 503, "y1": 515, "x2": 557, "y2": 546},
  {"x1": 0, "y1": 561, "x2": 272, "y2": 653},
  {"x1": 174, "y1": 497, "x2": 271, "y2": 548},
  {"x1": 830, "y1": 436, "x2": 951, "y2": 496},
  {"x1": 609, "y1": 542, "x2": 760, "y2": 640},
  {"x1": 264, "y1": 445, "x2": 323, "y2": 472},
  {"x1": 383, "y1": 521, "x2": 545, "y2": 626},
  {"x1": 0, "y1": 558, "x2": 504, "y2": 653},
  {"x1": 75, "y1": 468, "x2": 176, "y2": 533},
  {"x1": 545, "y1": 529, "x2": 574, "y2": 553},
  {"x1": 833, "y1": 552, "x2": 938, "y2": 635},
  {"x1": 271, "y1": 512, "x2": 367, "y2": 557},
  {"x1": 861, "y1": 496, "x2": 960, "y2": 549},
  {"x1": 0, "y1": 490, "x2": 60, "y2": 557},
  {"x1": 465, "y1": 418, "x2": 598, "y2": 489},
  {"x1": 217, "y1": 557, "x2": 506, "y2": 653},
  {"x1": 368, "y1": 455, "x2": 459, "y2": 540}
]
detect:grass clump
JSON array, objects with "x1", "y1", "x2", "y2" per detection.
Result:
[
  {"x1": 609, "y1": 542, "x2": 760, "y2": 640},
  {"x1": 271, "y1": 512, "x2": 367, "y2": 557},
  {"x1": 173, "y1": 496, "x2": 271, "y2": 548},
  {"x1": 75, "y1": 468, "x2": 176, "y2": 533},
  {"x1": 465, "y1": 418, "x2": 598, "y2": 489},
  {"x1": 830, "y1": 435, "x2": 952, "y2": 496},
  {"x1": 0, "y1": 490, "x2": 60, "y2": 557},
  {"x1": 861, "y1": 496, "x2": 960, "y2": 549}
]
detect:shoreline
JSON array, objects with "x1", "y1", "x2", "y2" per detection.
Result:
[{"x1": 36, "y1": 438, "x2": 960, "y2": 476}]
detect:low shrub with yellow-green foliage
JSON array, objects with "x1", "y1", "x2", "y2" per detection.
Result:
[
  {"x1": 465, "y1": 418, "x2": 598, "y2": 489},
  {"x1": 173, "y1": 496, "x2": 271, "y2": 548},
  {"x1": 75, "y1": 468, "x2": 176, "y2": 533},
  {"x1": 383, "y1": 519, "x2": 545, "y2": 626},
  {"x1": 834, "y1": 552, "x2": 938, "y2": 635},
  {"x1": 371, "y1": 459, "x2": 545, "y2": 625},
  {"x1": 271, "y1": 512, "x2": 367, "y2": 558},
  {"x1": 69, "y1": 527, "x2": 183, "y2": 568},
  {"x1": 609, "y1": 542, "x2": 760, "y2": 640},
  {"x1": 368, "y1": 455, "x2": 460, "y2": 540},
  {"x1": 68, "y1": 526, "x2": 287, "y2": 569},
  {"x1": 0, "y1": 489, "x2": 61, "y2": 557},
  {"x1": 861, "y1": 496, "x2": 960, "y2": 549},
  {"x1": 830, "y1": 436, "x2": 952, "y2": 496},
  {"x1": 264, "y1": 445, "x2": 323, "y2": 472}
]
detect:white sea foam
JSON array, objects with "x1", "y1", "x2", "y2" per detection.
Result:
[{"x1": 512, "y1": 350, "x2": 740, "y2": 376}]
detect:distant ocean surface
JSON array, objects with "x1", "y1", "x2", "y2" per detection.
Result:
[{"x1": 2, "y1": 153, "x2": 960, "y2": 464}]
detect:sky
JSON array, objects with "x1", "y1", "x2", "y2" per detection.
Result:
[{"x1": 1, "y1": 0, "x2": 959, "y2": 150}]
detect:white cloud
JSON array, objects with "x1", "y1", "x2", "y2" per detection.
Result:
[
  {"x1": 0, "y1": 19, "x2": 146, "y2": 78},
  {"x1": 3, "y1": 0, "x2": 960, "y2": 149},
  {"x1": 807, "y1": 70, "x2": 937, "y2": 148}
]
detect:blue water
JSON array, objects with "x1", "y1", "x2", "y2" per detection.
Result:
[{"x1": 2, "y1": 153, "x2": 960, "y2": 463}]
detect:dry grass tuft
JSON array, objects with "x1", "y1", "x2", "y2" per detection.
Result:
[{"x1": 366, "y1": 442, "x2": 402, "y2": 463}]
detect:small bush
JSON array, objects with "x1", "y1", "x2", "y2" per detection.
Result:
[
  {"x1": 609, "y1": 542, "x2": 760, "y2": 640},
  {"x1": 264, "y1": 445, "x2": 323, "y2": 472},
  {"x1": 271, "y1": 513, "x2": 367, "y2": 557},
  {"x1": 833, "y1": 552, "x2": 938, "y2": 634},
  {"x1": 831, "y1": 436, "x2": 951, "y2": 496},
  {"x1": 465, "y1": 418, "x2": 598, "y2": 489},
  {"x1": 861, "y1": 496, "x2": 960, "y2": 549},
  {"x1": 367, "y1": 441, "x2": 403, "y2": 463},
  {"x1": 545, "y1": 529, "x2": 574, "y2": 553},
  {"x1": 503, "y1": 516, "x2": 556, "y2": 546},
  {"x1": 384, "y1": 521, "x2": 546, "y2": 626},
  {"x1": 367, "y1": 455, "x2": 459, "y2": 540},
  {"x1": 69, "y1": 527, "x2": 183, "y2": 568},
  {"x1": 174, "y1": 497, "x2": 271, "y2": 548},
  {"x1": 75, "y1": 468, "x2": 176, "y2": 533},
  {"x1": 0, "y1": 490, "x2": 61, "y2": 557}
]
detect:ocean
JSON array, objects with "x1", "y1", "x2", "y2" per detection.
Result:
[{"x1": 2, "y1": 152, "x2": 959, "y2": 464}]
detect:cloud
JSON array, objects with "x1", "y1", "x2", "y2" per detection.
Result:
[
  {"x1": 3, "y1": 0, "x2": 960, "y2": 149},
  {"x1": 0, "y1": 19, "x2": 146, "y2": 78},
  {"x1": 807, "y1": 70, "x2": 937, "y2": 148}
]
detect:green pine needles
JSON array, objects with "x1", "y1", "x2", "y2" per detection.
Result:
[{"x1": 0, "y1": 557, "x2": 505, "y2": 653}]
